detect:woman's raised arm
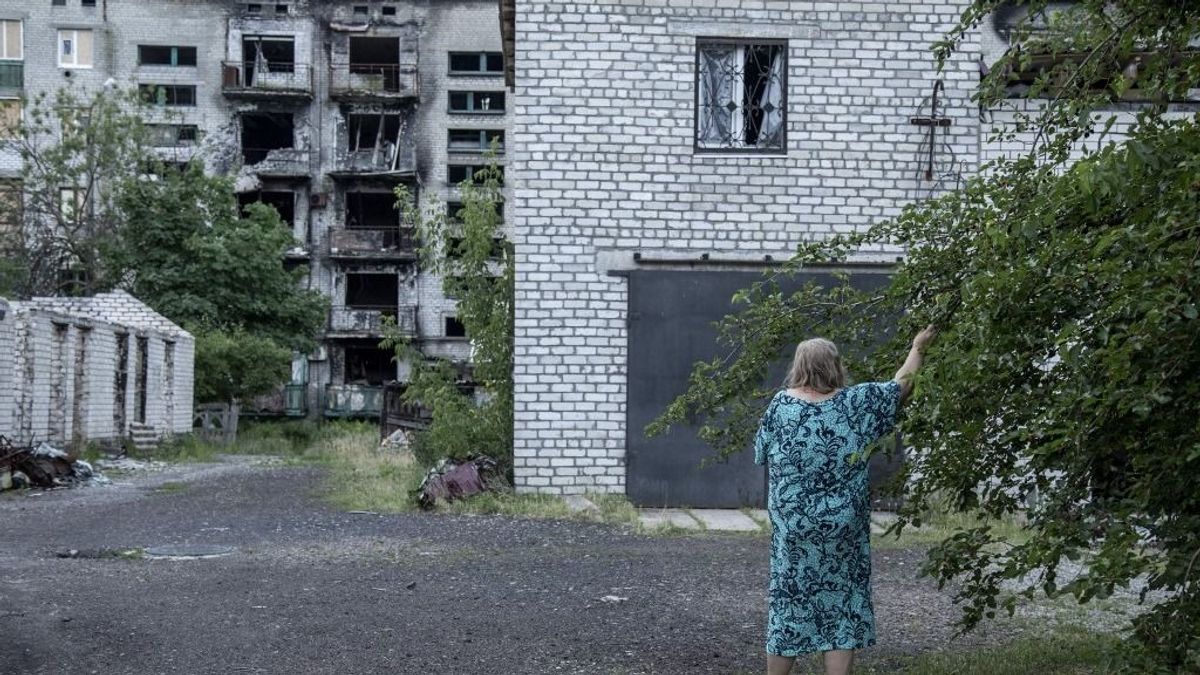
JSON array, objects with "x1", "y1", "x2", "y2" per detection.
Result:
[{"x1": 893, "y1": 325, "x2": 937, "y2": 404}]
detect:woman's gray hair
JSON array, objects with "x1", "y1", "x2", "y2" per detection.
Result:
[{"x1": 784, "y1": 338, "x2": 847, "y2": 394}]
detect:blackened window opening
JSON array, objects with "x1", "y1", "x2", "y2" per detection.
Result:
[
  {"x1": 445, "y1": 316, "x2": 467, "y2": 338},
  {"x1": 343, "y1": 341, "x2": 394, "y2": 385},
  {"x1": 239, "y1": 190, "x2": 295, "y2": 228},
  {"x1": 349, "y1": 37, "x2": 402, "y2": 91},
  {"x1": 345, "y1": 191, "x2": 398, "y2": 230},
  {"x1": 447, "y1": 164, "x2": 502, "y2": 185},
  {"x1": 113, "y1": 334, "x2": 128, "y2": 432},
  {"x1": 138, "y1": 84, "x2": 197, "y2": 106},
  {"x1": 135, "y1": 336, "x2": 149, "y2": 423},
  {"x1": 242, "y1": 36, "x2": 295, "y2": 74},
  {"x1": 348, "y1": 114, "x2": 401, "y2": 150},
  {"x1": 448, "y1": 52, "x2": 503, "y2": 74},
  {"x1": 345, "y1": 272, "x2": 398, "y2": 311},
  {"x1": 448, "y1": 128, "x2": 504, "y2": 152},
  {"x1": 241, "y1": 112, "x2": 294, "y2": 164}
]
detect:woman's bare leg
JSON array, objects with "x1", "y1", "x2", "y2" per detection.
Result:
[
  {"x1": 823, "y1": 649, "x2": 854, "y2": 675},
  {"x1": 766, "y1": 654, "x2": 795, "y2": 675}
]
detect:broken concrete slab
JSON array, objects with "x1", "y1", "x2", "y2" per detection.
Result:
[
  {"x1": 638, "y1": 509, "x2": 700, "y2": 530},
  {"x1": 563, "y1": 495, "x2": 599, "y2": 514},
  {"x1": 689, "y1": 509, "x2": 760, "y2": 532}
]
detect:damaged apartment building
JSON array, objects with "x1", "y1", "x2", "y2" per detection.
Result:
[{"x1": 0, "y1": 0, "x2": 509, "y2": 418}]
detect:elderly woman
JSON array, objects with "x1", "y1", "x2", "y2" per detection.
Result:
[{"x1": 754, "y1": 326, "x2": 936, "y2": 675}]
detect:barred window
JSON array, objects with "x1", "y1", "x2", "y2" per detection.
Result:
[{"x1": 695, "y1": 40, "x2": 786, "y2": 152}]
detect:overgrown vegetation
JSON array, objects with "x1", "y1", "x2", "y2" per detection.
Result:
[
  {"x1": 0, "y1": 86, "x2": 327, "y2": 431},
  {"x1": 386, "y1": 155, "x2": 513, "y2": 473},
  {"x1": 650, "y1": 1, "x2": 1200, "y2": 669}
]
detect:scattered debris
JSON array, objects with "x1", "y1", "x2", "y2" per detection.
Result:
[
  {"x1": 0, "y1": 436, "x2": 111, "y2": 491},
  {"x1": 416, "y1": 455, "x2": 502, "y2": 509},
  {"x1": 143, "y1": 544, "x2": 236, "y2": 560},
  {"x1": 94, "y1": 457, "x2": 168, "y2": 473},
  {"x1": 55, "y1": 548, "x2": 144, "y2": 560},
  {"x1": 600, "y1": 595, "x2": 628, "y2": 604},
  {"x1": 405, "y1": 581, "x2": 417, "y2": 590}
]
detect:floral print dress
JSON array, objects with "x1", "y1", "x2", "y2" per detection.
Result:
[{"x1": 754, "y1": 381, "x2": 901, "y2": 656}]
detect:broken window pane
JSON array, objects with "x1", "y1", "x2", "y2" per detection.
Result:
[
  {"x1": 0, "y1": 179, "x2": 22, "y2": 244},
  {"x1": 348, "y1": 113, "x2": 402, "y2": 151},
  {"x1": 241, "y1": 112, "x2": 294, "y2": 164},
  {"x1": 696, "y1": 40, "x2": 786, "y2": 152}
]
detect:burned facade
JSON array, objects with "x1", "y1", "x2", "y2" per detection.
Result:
[
  {"x1": 0, "y1": 0, "x2": 509, "y2": 419},
  {"x1": 0, "y1": 291, "x2": 194, "y2": 448}
]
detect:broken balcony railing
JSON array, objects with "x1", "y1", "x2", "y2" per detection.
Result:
[
  {"x1": 328, "y1": 227, "x2": 419, "y2": 258},
  {"x1": 242, "y1": 147, "x2": 311, "y2": 176},
  {"x1": 324, "y1": 384, "x2": 384, "y2": 419},
  {"x1": 330, "y1": 63, "x2": 419, "y2": 99},
  {"x1": 340, "y1": 145, "x2": 417, "y2": 175},
  {"x1": 221, "y1": 61, "x2": 313, "y2": 97},
  {"x1": 329, "y1": 305, "x2": 417, "y2": 336}
]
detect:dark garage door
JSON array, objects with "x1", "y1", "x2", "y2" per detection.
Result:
[{"x1": 625, "y1": 268, "x2": 897, "y2": 508}]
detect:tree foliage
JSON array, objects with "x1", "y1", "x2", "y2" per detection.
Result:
[
  {"x1": 0, "y1": 86, "x2": 156, "y2": 296},
  {"x1": 387, "y1": 157, "x2": 513, "y2": 470},
  {"x1": 110, "y1": 164, "x2": 327, "y2": 405},
  {"x1": 650, "y1": 1, "x2": 1200, "y2": 668}
]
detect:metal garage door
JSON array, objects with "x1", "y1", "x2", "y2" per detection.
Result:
[{"x1": 625, "y1": 268, "x2": 897, "y2": 508}]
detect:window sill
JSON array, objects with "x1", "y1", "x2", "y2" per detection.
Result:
[
  {"x1": 694, "y1": 151, "x2": 789, "y2": 159},
  {"x1": 447, "y1": 71, "x2": 504, "y2": 78},
  {"x1": 447, "y1": 109, "x2": 506, "y2": 115}
]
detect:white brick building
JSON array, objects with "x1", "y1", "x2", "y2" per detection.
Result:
[
  {"x1": 0, "y1": 290, "x2": 194, "y2": 448},
  {"x1": 0, "y1": 0, "x2": 509, "y2": 420},
  {"x1": 506, "y1": 1, "x2": 1161, "y2": 505}
]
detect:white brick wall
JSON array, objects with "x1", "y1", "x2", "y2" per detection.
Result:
[{"x1": 511, "y1": 0, "x2": 983, "y2": 494}]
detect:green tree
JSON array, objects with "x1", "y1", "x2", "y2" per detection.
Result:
[
  {"x1": 0, "y1": 86, "x2": 156, "y2": 296},
  {"x1": 650, "y1": 1, "x2": 1200, "y2": 668},
  {"x1": 111, "y1": 163, "x2": 327, "y2": 422},
  {"x1": 387, "y1": 157, "x2": 513, "y2": 471}
]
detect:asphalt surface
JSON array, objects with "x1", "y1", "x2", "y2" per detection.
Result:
[{"x1": 0, "y1": 458, "x2": 985, "y2": 674}]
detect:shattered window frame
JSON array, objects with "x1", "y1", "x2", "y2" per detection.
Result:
[{"x1": 694, "y1": 38, "x2": 787, "y2": 154}]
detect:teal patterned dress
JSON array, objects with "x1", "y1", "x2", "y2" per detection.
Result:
[{"x1": 754, "y1": 381, "x2": 901, "y2": 656}]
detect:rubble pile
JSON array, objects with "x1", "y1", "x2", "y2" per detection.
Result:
[
  {"x1": 0, "y1": 435, "x2": 110, "y2": 491},
  {"x1": 417, "y1": 455, "x2": 503, "y2": 509}
]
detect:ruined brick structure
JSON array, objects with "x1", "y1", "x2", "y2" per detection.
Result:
[
  {"x1": 0, "y1": 0, "x2": 509, "y2": 419},
  {"x1": 0, "y1": 291, "x2": 194, "y2": 448}
]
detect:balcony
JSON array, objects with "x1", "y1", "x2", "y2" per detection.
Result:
[
  {"x1": 324, "y1": 384, "x2": 383, "y2": 419},
  {"x1": 328, "y1": 227, "x2": 419, "y2": 260},
  {"x1": 330, "y1": 63, "x2": 419, "y2": 102},
  {"x1": 221, "y1": 61, "x2": 312, "y2": 99},
  {"x1": 0, "y1": 61, "x2": 22, "y2": 93},
  {"x1": 328, "y1": 305, "x2": 417, "y2": 337},
  {"x1": 332, "y1": 145, "x2": 417, "y2": 179},
  {"x1": 242, "y1": 147, "x2": 311, "y2": 177}
]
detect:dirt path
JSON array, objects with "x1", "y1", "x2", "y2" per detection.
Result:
[{"x1": 0, "y1": 458, "x2": 1006, "y2": 674}]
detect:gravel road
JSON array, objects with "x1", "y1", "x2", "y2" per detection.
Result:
[{"x1": 0, "y1": 457, "x2": 1001, "y2": 674}]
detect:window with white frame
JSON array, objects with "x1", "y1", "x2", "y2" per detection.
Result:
[
  {"x1": 695, "y1": 39, "x2": 786, "y2": 152},
  {"x1": 1, "y1": 20, "x2": 22, "y2": 60},
  {"x1": 58, "y1": 29, "x2": 93, "y2": 68}
]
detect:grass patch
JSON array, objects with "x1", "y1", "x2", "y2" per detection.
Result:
[
  {"x1": 870, "y1": 626, "x2": 1124, "y2": 674},
  {"x1": 154, "y1": 481, "x2": 188, "y2": 494},
  {"x1": 871, "y1": 505, "x2": 1030, "y2": 551},
  {"x1": 320, "y1": 423, "x2": 424, "y2": 513}
]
